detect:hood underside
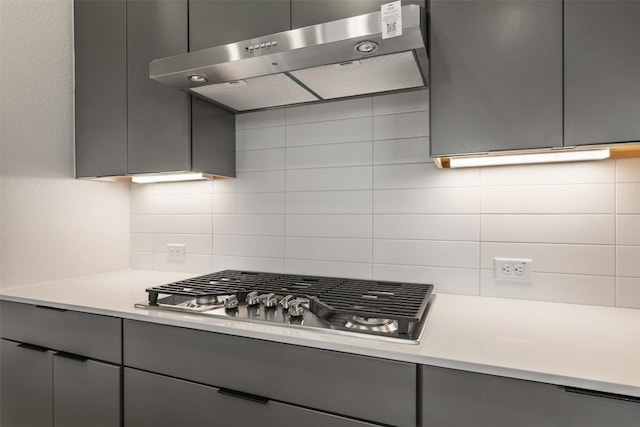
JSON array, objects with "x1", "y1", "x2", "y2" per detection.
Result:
[{"x1": 150, "y1": 4, "x2": 429, "y2": 113}]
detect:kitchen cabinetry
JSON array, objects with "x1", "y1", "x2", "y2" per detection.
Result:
[
  {"x1": 564, "y1": 0, "x2": 640, "y2": 147},
  {"x1": 74, "y1": 0, "x2": 235, "y2": 179},
  {"x1": 0, "y1": 301, "x2": 122, "y2": 427},
  {"x1": 123, "y1": 319, "x2": 417, "y2": 427},
  {"x1": 429, "y1": 0, "x2": 563, "y2": 156},
  {"x1": 421, "y1": 365, "x2": 640, "y2": 427},
  {"x1": 291, "y1": 0, "x2": 424, "y2": 29}
]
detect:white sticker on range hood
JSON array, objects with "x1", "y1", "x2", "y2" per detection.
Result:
[
  {"x1": 289, "y1": 51, "x2": 424, "y2": 100},
  {"x1": 191, "y1": 73, "x2": 318, "y2": 111}
]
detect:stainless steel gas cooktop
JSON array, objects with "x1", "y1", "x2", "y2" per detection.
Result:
[{"x1": 135, "y1": 270, "x2": 435, "y2": 344}]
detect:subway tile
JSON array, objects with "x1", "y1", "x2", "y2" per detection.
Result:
[
  {"x1": 214, "y1": 255, "x2": 284, "y2": 273},
  {"x1": 236, "y1": 126, "x2": 285, "y2": 151},
  {"x1": 374, "y1": 215, "x2": 479, "y2": 241},
  {"x1": 152, "y1": 234, "x2": 213, "y2": 255},
  {"x1": 153, "y1": 215, "x2": 213, "y2": 235},
  {"x1": 617, "y1": 183, "x2": 640, "y2": 213},
  {"x1": 373, "y1": 89, "x2": 429, "y2": 116},
  {"x1": 616, "y1": 277, "x2": 640, "y2": 309},
  {"x1": 153, "y1": 180, "x2": 214, "y2": 195},
  {"x1": 213, "y1": 193, "x2": 285, "y2": 214},
  {"x1": 286, "y1": 215, "x2": 372, "y2": 238},
  {"x1": 130, "y1": 251, "x2": 153, "y2": 270},
  {"x1": 616, "y1": 215, "x2": 640, "y2": 245},
  {"x1": 374, "y1": 163, "x2": 480, "y2": 189},
  {"x1": 214, "y1": 235, "x2": 284, "y2": 258},
  {"x1": 285, "y1": 237, "x2": 372, "y2": 263},
  {"x1": 480, "y1": 242, "x2": 615, "y2": 276},
  {"x1": 373, "y1": 240, "x2": 479, "y2": 269},
  {"x1": 481, "y1": 215, "x2": 615, "y2": 245},
  {"x1": 373, "y1": 111, "x2": 428, "y2": 140},
  {"x1": 236, "y1": 109, "x2": 285, "y2": 130},
  {"x1": 152, "y1": 253, "x2": 213, "y2": 274},
  {"x1": 214, "y1": 214, "x2": 284, "y2": 236},
  {"x1": 131, "y1": 215, "x2": 153, "y2": 233},
  {"x1": 131, "y1": 233, "x2": 153, "y2": 252},
  {"x1": 285, "y1": 259, "x2": 372, "y2": 280},
  {"x1": 479, "y1": 270, "x2": 616, "y2": 306},
  {"x1": 617, "y1": 246, "x2": 640, "y2": 277},
  {"x1": 236, "y1": 148, "x2": 284, "y2": 172},
  {"x1": 285, "y1": 98, "x2": 371, "y2": 125},
  {"x1": 286, "y1": 117, "x2": 372, "y2": 147},
  {"x1": 373, "y1": 137, "x2": 430, "y2": 165},
  {"x1": 285, "y1": 191, "x2": 372, "y2": 214},
  {"x1": 153, "y1": 194, "x2": 213, "y2": 215},
  {"x1": 286, "y1": 166, "x2": 372, "y2": 191},
  {"x1": 372, "y1": 264, "x2": 480, "y2": 295},
  {"x1": 616, "y1": 158, "x2": 640, "y2": 182},
  {"x1": 214, "y1": 171, "x2": 284, "y2": 193},
  {"x1": 286, "y1": 141, "x2": 372, "y2": 169},
  {"x1": 131, "y1": 196, "x2": 153, "y2": 215},
  {"x1": 481, "y1": 184, "x2": 614, "y2": 214},
  {"x1": 374, "y1": 188, "x2": 480, "y2": 214},
  {"x1": 480, "y1": 159, "x2": 616, "y2": 186},
  {"x1": 130, "y1": 183, "x2": 155, "y2": 197}
]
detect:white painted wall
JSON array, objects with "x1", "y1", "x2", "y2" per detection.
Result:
[
  {"x1": 131, "y1": 90, "x2": 640, "y2": 309},
  {"x1": 0, "y1": 0, "x2": 130, "y2": 288}
]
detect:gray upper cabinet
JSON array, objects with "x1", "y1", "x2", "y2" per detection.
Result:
[
  {"x1": 291, "y1": 0, "x2": 424, "y2": 29},
  {"x1": 74, "y1": 0, "x2": 127, "y2": 178},
  {"x1": 429, "y1": 0, "x2": 563, "y2": 157},
  {"x1": 564, "y1": 0, "x2": 640, "y2": 147}
]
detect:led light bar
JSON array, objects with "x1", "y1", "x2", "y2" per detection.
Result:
[
  {"x1": 446, "y1": 148, "x2": 611, "y2": 168},
  {"x1": 131, "y1": 173, "x2": 206, "y2": 184}
]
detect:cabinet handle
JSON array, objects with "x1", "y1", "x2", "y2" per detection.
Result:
[
  {"x1": 564, "y1": 386, "x2": 640, "y2": 404},
  {"x1": 54, "y1": 351, "x2": 88, "y2": 362},
  {"x1": 17, "y1": 342, "x2": 49, "y2": 353},
  {"x1": 35, "y1": 305, "x2": 67, "y2": 312},
  {"x1": 217, "y1": 388, "x2": 269, "y2": 405}
]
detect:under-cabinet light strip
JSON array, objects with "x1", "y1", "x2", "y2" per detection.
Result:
[
  {"x1": 131, "y1": 173, "x2": 206, "y2": 184},
  {"x1": 446, "y1": 148, "x2": 611, "y2": 168}
]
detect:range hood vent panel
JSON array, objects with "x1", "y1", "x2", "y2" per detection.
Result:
[{"x1": 150, "y1": 5, "x2": 428, "y2": 112}]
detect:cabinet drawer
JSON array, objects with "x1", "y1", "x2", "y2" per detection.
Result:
[
  {"x1": 125, "y1": 368, "x2": 377, "y2": 427},
  {"x1": 124, "y1": 320, "x2": 416, "y2": 427},
  {"x1": 0, "y1": 301, "x2": 121, "y2": 363}
]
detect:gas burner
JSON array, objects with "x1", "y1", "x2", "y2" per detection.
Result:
[
  {"x1": 195, "y1": 295, "x2": 218, "y2": 305},
  {"x1": 344, "y1": 316, "x2": 399, "y2": 333}
]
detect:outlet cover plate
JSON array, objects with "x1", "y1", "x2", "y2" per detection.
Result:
[
  {"x1": 167, "y1": 243, "x2": 185, "y2": 262},
  {"x1": 494, "y1": 258, "x2": 533, "y2": 281}
]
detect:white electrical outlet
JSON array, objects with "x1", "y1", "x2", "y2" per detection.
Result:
[
  {"x1": 167, "y1": 243, "x2": 186, "y2": 262},
  {"x1": 494, "y1": 258, "x2": 533, "y2": 281}
]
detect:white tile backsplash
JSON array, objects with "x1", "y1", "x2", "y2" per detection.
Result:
[{"x1": 130, "y1": 92, "x2": 639, "y2": 309}]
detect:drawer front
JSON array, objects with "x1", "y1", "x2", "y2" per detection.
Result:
[
  {"x1": 124, "y1": 320, "x2": 416, "y2": 427},
  {"x1": 0, "y1": 300, "x2": 122, "y2": 363},
  {"x1": 125, "y1": 368, "x2": 377, "y2": 427}
]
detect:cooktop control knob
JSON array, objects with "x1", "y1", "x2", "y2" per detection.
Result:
[
  {"x1": 288, "y1": 299, "x2": 305, "y2": 317},
  {"x1": 246, "y1": 291, "x2": 260, "y2": 306},
  {"x1": 224, "y1": 295, "x2": 238, "y2": 310},
  {"x1": 279, "y1": 294, "x2": 294, "y2": 310},
  {"x1": 263, "y1": 293, "x2": 277, "y2": 308}
]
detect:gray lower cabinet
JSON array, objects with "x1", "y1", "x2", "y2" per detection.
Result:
[
  {"x1": 125, "y1": 368, "x2": 376, "y2": 426},
  {"x1": 421, "y1": 365, "x2": 640, "y2": 427},
  {"x1": 564, "y1": 0, "x2": 640, "y2": 146},
  {"x1": 429, "y1": 0, "x2": 563, "y2": 156},
  {"x1": 123, "y1": 319, "x2": 417, "y2": 427}
]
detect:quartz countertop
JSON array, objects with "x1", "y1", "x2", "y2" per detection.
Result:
[{"x1": 1, "y1": 269, "x2": 639, "y2": 397}]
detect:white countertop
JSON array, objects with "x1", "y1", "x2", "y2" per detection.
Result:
[{"x1": 2, "y1": 269, "x2": 639, "y2": 397}]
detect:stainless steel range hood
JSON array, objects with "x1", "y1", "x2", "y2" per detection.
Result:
[{"x1": 150, "y1": 4, "x2": 428, "y2": 113}]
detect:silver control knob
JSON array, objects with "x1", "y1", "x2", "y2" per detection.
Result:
[
  {"x1": 288, "y1": 299, "x2": 305, "y2": 317},
  {"x1": 279, "y1": 294, "x2": 294, "y2": 310},
  {"x1": 263, "y1": 293, "x2": 277, "y2": 308},
  {"x1": 246, "y1": 291, "x2": 260, "y2": 306},
  {"x1": 224, "y1": 295, "x2": 238, "y2": 310}
]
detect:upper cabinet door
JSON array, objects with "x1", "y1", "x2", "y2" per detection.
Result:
[
  {"x1": 291, "y1": 0, "x2": 424, "y2": 29},
  {"x1": 127, "y1": 0, "x2": 190, "y2": 174},
  {"x1": 189, "y1": 0, "x2": 291, "y2": 50},
  {"x1": 564, "y1": 0, "x2": 640, "y2": 147},
  {"x1": 74, "y1": 0, "x2": 127, "y2": 178},
  {"x1": 429, "y1": 0, "x2": 563, "y2": 157}
]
